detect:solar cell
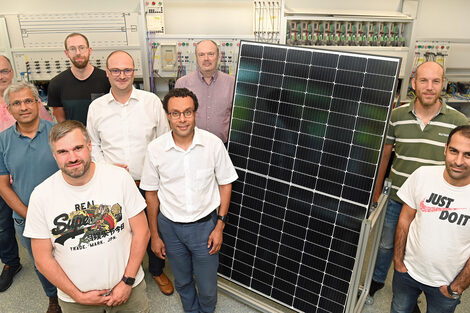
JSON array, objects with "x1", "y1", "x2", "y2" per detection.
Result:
[{"x1": 220, "y1": 41, "x2": 400, "y2": 312}]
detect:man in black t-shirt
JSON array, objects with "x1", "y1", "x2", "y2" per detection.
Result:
[{"x1": 48, "y1": 33, "x2": 110, "y2": 125}]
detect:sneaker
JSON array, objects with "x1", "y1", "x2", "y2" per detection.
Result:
[
  {"x1": 0, "y1": 264, "x2": 22, "y2": 292},
  {"x1": 47, "y1": 296, "x2": 62, "y2": 313},
  {"x1": 369, "y1": 280, "x2": 384, "y2": 297}
]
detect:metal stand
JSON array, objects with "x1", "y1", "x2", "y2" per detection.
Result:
[
  {"x1": 218, "y1": 279, "x2": 287, "y2": 313},
  {"x1": 347, "y1": 180, "x2": 391, "y2": 313}
]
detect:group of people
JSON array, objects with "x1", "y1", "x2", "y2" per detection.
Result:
[
  {"x1": 0, "y1": 33, "x2": 236, "y2": 313},
  {"x1": 0, "y1": 30, "x2": 470, "y2": 313}
]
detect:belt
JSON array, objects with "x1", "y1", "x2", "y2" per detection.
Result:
[
  {"x1": 173, "y1": 210, "x2": 215, "y2": 225},
  {"x1": 135, "y1": 180, "x2": 140, "y2": 187}
]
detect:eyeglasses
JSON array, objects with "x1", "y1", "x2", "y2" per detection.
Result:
[
  {"x1": 0, "y1": 69, "x2": 12, "y2": 76},
  {"x1": 67, "y1": 45, "x2": 88, "y2": 53},
  {"x1": 108, "y1": 68, "x2": 135, "y2": 77},
  {"x1": 168, "y1": 110, "x2": 195, "y2": 119},
  {"x1": 9, "y1": 98, "x2": 37, "y2": 107}
]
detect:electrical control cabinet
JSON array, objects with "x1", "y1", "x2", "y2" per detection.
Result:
[
  {"x1": 149, "y1": 38, "x2": 241, "y2": 79},
  {"x1": 2, "y1": 12, "x2": 143, "y2": 81}
]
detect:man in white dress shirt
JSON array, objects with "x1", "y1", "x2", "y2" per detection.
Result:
[
  {"x1": 86, "y1": 50, "x2": 174, "y2": 295},
  {"x1": 140, "y1": 88, "x2": 238, "y2": 312}
]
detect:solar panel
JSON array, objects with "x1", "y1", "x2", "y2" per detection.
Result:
[{"x1": 219, "y1": 41, "x2": 400, "y2": 313}]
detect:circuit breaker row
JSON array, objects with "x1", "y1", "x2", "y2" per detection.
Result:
[{"x1": 287, "y1": 21, "x2": 408, "y2": 47}]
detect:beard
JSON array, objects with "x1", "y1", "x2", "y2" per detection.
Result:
[
  {"x1": 61, "y1": 158, "x2": 91, "y2": 179},
  {"x1": 71, "y1": 55, "x2": 89, "y2": 69},
  {"x1": 415, "y1": 89, "x2": 441, "y2": 107}
]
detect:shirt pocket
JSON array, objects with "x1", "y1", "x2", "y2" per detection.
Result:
[{"x1": 195, "y1": 168, "x2": 214, "y2": 191}]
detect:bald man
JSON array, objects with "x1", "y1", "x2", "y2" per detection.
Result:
[
  {"x1": 175, "y1": 40, "x2": 234, "y2": 144},
  {"x1": 86, "y1": 50, "x2": 173, "y2": 296}
]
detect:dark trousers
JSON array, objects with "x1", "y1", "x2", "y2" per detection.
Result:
[
  {"x1": 0, "y1": 197, "x2": 20, "y2": 266},
  {"x1": 139, "y1": 188, "x2": 165, "y2": 276}
]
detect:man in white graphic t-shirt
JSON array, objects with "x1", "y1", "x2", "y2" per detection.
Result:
[
  {"x1": 391, "y1": 125, "x2": 470, "y2": 313},
  {"x1": 23, "y1": 120, "x2": 150, "y2": 313}
]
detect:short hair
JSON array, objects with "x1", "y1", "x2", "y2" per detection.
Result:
[
  {"x1": 0, "y1": 55, "x2": 12, "y2": 69},
  {"x1": 162, "y1": 88, "x2": 199, "y2": 113},
  {"x1": 414, "y1": 61, "x2": 445, "y2": 81},
  {"x1": 195, "y1": 40, "x2": 219, "y2": 56},
  {"x1": 106, "y1": 50, "x2": 134, "y2": 68},
  {"x1": 4, "y1": 82, "x2": 39, "y2": 107},
  {"x1": 447, "y1": 125, "x2": 470, "y2": 146},
  {"x1": 64, "y1": 33, "x2": 89, "y2": 50},
  {"x1": 49, "y1": 120, "x2": 90, "y2": 151}
]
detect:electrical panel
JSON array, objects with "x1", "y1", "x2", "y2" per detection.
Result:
[
  {"x1": 253, "y1": 1, "x2": 281, "y2": 43},
  {"x1": 144, "y1": 1, "x2": 165, "y2": 34},
  {"x1": 5, "y1": 13, "x2": 140, "y2": 49},
  {"x1": 11, "y1": 50, "x2": 143, "y2": 81},
  {"x1": 413, "y1": 40, "x2": 450, "y2": 68},
  {"x1": 3, "y1": 12, "x2": 143, "y2": 82},
  {"x1": 149, "y1": 39, "x2": 241, "y2": 79}
]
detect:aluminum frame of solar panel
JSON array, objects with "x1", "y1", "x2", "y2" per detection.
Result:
[{"x1": 220, "y1": 41, "x2": 401, "y2": 313}]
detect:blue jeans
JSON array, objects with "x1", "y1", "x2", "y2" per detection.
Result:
[
  {"x1": 373, "y1": 198, "x2": 403, "y2": 283},
  {"x1": 13, "y1": 217, "x2": 57, "y2": 297},
  {"x1": 391, "y1": 270, "x2": 460, "y2": 313},
  {"x1": 0, "y1": 198, "x2": 20, "y2": 266},
  {"x1": 158, "y1": 212, "x2": 219, "y2": 313}
]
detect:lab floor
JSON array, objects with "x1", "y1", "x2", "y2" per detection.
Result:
[{"x1": 1, "y1": 242, "x2": 470, "y2": 312}]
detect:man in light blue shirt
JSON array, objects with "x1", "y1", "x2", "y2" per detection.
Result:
[{"x1": 0, "y1": 82, "x2": 61, "y2": 313}]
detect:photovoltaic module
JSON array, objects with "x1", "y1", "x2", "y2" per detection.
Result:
[{"x1": 219, "y1": 41, "x2": 401, "y2": 313}]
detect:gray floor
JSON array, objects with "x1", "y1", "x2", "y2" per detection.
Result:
[{"x1": 2, "y1": 243, "x2": 470, "y2": 312}]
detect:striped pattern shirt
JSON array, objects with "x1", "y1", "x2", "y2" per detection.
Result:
[{"x1": 386, "y1": 99, "x2": 468, "y2": 202}]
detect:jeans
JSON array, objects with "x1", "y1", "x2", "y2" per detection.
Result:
[
  {"x1": 0, "y1": 198, "x2": 20, "y2": 266},
  {"x1": 391, "y1": 270, "x2": 460, "y2": 313},
  {"x1": 373, "y1": 198, "x2": 403, "y2": 283},
  {"x1": 158, "y1": 212, "x2": 219, "y2": 313},
  {"x1": 13, "y1": 217, "x2": 57, "y2": 297},
  {"x1": 138, "y1": 188, "x2": 165, "y2": 276}
]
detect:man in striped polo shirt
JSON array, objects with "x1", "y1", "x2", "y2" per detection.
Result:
[{"x1": 369, "y1": 61, "x2": 469, "y2": 306}]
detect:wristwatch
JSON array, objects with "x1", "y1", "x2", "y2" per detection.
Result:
[
  {"x1": 217, "y1": 214, "x2": 228, "y2": 223},
  {"x1": 121, "y1": 275, "x2": 135, "y2": 286},
  {"x1": 447, "y1": 285, "x2": 461, "y2": 300}
]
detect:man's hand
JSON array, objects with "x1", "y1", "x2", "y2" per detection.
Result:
[
  {"x1": 208, "y1": 226, "x2": 223, "y2": 255},
  {"x1": 151, "y1": 236, "x2": 166, "y2": 259},
  {"x1": 75, "y1": 289, "x2": 111, "y2": 305},
  {"x1": 394, "y1": 259, "x2": 408, "y2": 273},
  {"x1": 440, "y1": 285, "x2": 453, "y2": 299},
  {"x1": 106, "y1": 282, "x2": 132, "y2": 306},
  {"x1": 114, "y1": 163, "x2": 129, "y2": 171}
]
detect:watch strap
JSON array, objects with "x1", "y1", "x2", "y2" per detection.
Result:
[
  {"x1": 121, "y1": 275, "x2": 135, "y2": 286},
  {"x1": 447, "y1": 285, "x2": 460, "y2": 299},
  {"x1": 217, "y1": 214, "x2": 228, "y2": 223}
]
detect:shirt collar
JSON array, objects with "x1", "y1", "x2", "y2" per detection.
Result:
[
  {"x1": 409, "y1": 97, "x2": 447, "y2": 116},
  {"x1": 13, "y1": 118, "x2": 46, "y2": 137},
  {"x1": 164, "y1": 127, "x2": 205, "y2": 152},
  {"x1": 105, "y1": 86, "x2": 139, "y2": 105},
  {"x1": 197, "y1": 70, "x2": 219, "y2": 85}
]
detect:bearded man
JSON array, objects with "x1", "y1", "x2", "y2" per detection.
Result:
[{"x1": 47, "y1": 33, "x2": 110, "y2": 125}]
